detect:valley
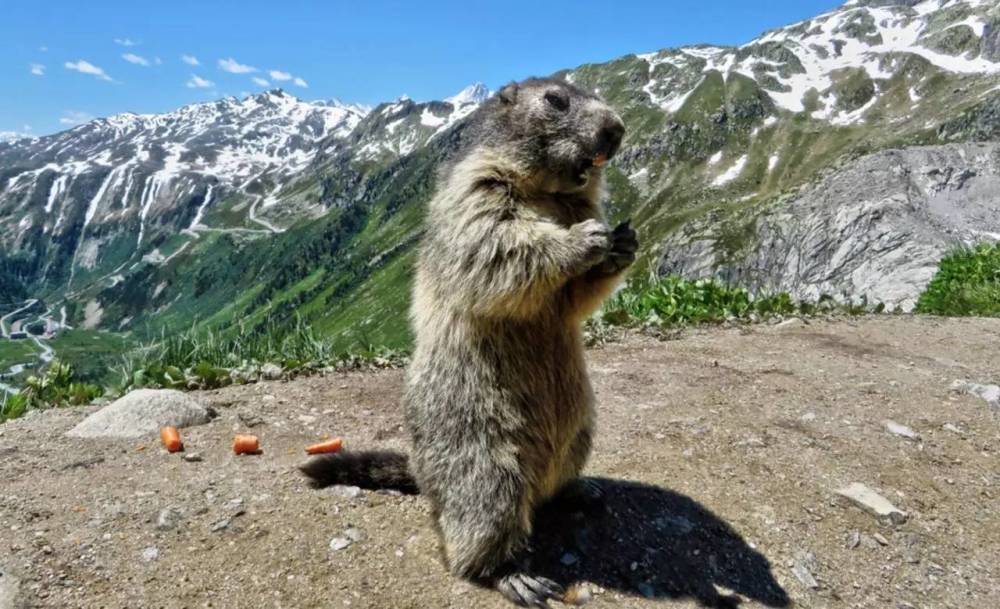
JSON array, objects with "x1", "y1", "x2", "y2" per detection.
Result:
[{"x1": 0, "y1": 299, "x2": 62, "y2": 392}]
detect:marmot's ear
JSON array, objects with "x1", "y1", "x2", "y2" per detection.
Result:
[{"x1": 498, "y1": 83, "x2": 519, "y2": 105}]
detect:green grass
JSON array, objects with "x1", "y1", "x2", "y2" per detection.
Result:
[
  {"x1": 915, "y1": 243, "x2": 1000, "y2": 317},
  {"x1": 48, "y1": 329, "x2": 130, "y2": 385},
  {"x1": 1, "y1": 361, "x2": 103, "y2": 423},
  {"x1": 600, "y1": 274, "x2": 873, "y2": 328},
  {"x1": 120, "y1": 315, "x2": 407, "y2": 392},
  {"x1": 0, "y1": 339, "x2": 39, "y2": 373}
]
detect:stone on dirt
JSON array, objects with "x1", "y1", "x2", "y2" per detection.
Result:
[
  {"x1": 884, "y1": 420, "x2": 920, "y2": 440},
  {"x1": 951, "y1": 380, "x2": 1000, "y2": 415},
  {"x1": 156, "y1": 508, "x2": 181, "y2": 531},
  {"x1": 0, "y1": 564, "x2": 22, "y2": 609},
  {"x1": 66, "y1": 389, "x2": 211, "y2": 438},
  {"x1": 837, "y1": 483, "x2": 908, "y2": 525},
  {"x1": 329, "y1": 536, "x2": 352, "y2": 552}
]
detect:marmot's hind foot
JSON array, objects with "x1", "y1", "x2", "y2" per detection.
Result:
[{"x1": 496, "y1": 570, "x2": 565, "y2": 607}]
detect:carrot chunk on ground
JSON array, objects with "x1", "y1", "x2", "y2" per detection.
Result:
[
  {"x1": 160, "y1": 426, "x2": 183, "y2": 453},
  {"x1": 233, "y1": 434, "x2": 260, "y2": 455},
  {"x1": 304, "y1": 437, "x2": 342, "y2": 455}
]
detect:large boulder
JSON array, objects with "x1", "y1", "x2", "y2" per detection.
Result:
[{"x1": 66, "y1": 389, "x2": 211, "y2": 439}]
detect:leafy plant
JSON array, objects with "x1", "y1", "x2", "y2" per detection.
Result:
[
  {"x1": 600, "y1": 274, "x2": 868, "y2": 328},
  {"x1": 1, "y1": 360, "x2": 104, "y2": 423},
  {"x1": 0, "y1": 392, "x2": 28, "y2": 422},
  {"x1": 119, "y1": 315, "x2": 407, "y2": 392},
  {"x1": 916, "y1": 243, "x2": 1000, "y2": 317}
]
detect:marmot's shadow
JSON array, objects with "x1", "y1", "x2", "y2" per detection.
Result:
[{"x1": 529, "y1": 478, "x2": 790, "y2": 608}]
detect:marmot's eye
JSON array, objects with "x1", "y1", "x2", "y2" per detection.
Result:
[{"x1": 544, "y1": 91, "x2": 570, "y2": 111}]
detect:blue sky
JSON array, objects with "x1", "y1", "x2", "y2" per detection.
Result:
[{"x1": 2, "y1": 0, "x2": 840, "y2": 138}]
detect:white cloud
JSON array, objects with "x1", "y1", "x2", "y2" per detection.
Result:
[
  {"x1": 122, "y1": 53, "x2": 150, "y2": 67},
  {"x1": 252, "y1": 77, "x2": 270, "y2": 87},
  {"x1": 0, "y1": 130, "x2": 33, "y2": 142},
  {"x1": 268, "y1": 70, "x2": 292, "y2": 81},
  {"x1": 30, "y1": 63, "x2": 45, "y2": 76},
  {"x1": 59, "y1": 111, "x2": 94, "y2": 125},
  {"x1": 186, "y1": 74, "x2": 214, "y2": 88},
  {"x1": 65, "y1": 60, "x2": 113, "y2": 82},
  {"x1": 293, "y1": 77, "x2": 308, "y2": 88},
  {"x1": 182, "y1": 54, "x2": 200, "y2": 66},
  {"x1": 154, "y1": 56, "x2": 162, "y2": 65},
  {"x1": 218, "y1": 57, "x2": 257, "y2": 74},
  {"x1": 39, "y1": 46, "x2": 48, "y2": 52},
  {"x1": 114, "y1": 38, "x2": 136, "y2": 47}
]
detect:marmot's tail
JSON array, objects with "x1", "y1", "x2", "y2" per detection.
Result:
[{"x1": 299, "y1": 450, "x2": 420, "y2": 494}]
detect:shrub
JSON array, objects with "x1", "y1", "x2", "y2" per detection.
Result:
[
  {"x1": 119, "y1": 316, "x2": 407, "y2": 392},
  {"x1": 1, "y1": 361, "x2": 103, "y2": 423},
  {"x1": 600, "y1": 274, "x2": 863, "y2": 327},
  {"x1": 916, "y1": 243, "x2": 1000, "y2": 317}
]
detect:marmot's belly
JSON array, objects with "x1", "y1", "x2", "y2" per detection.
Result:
[{"x1": 405, "y1": 328, "x2": 592, "y2": 494}]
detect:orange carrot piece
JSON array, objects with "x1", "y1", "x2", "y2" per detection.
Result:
[
  {"x1": 304, "y1": 437, "x2": 343, "y2": 455},
  {"x1": 233, "y1": 434, "x2": 260, "y2": 455},
  {"x1": 160, "y1": 427, "x2": 183, "y2": 453}
]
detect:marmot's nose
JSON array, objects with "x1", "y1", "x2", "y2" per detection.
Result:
[{"x1": 596, "y1": 115, "x2": 625, "y2": 159}]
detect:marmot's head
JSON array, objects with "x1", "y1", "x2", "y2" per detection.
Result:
[{"x1": 471, "y1": 77, "x2": 625, "y2": 194}]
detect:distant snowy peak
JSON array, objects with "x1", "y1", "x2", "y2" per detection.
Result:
[
  {"x1": 636, "y1": 0, "x2": 1000, "y2": 122},
  {"x1": 445, "y1": 83, "x2": 492, "y2": 107}
]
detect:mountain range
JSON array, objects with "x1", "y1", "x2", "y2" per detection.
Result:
[{"x1": 1, "y1": 0, "x2": 998, "y2": 368}]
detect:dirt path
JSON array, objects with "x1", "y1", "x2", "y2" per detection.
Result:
[{"x1": 1, "y1": 317, "x2": 999, "y2": 609}]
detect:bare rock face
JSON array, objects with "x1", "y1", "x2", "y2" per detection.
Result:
[
  {"x1": 66, "y1": 389, "x2": 211, "y2": 438},
  {"x1": 659, "y1": 143, "x2": 1000, "y2": 310}
]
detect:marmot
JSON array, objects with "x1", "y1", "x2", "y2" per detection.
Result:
[{"x1": 301, "y1": 76, "x2": 634, "y2": 607}]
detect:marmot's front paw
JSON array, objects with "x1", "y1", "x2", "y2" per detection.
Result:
[
  {"x1": 591, "y1": 220, "x2": 638, "y2": 276},
  {"x1": 569, "y1": 219, "x2": 612, "y2": 272}
]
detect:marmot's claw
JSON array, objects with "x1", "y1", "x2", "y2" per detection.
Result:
[{"x1": 497, "y1": 571, "x2": 564, "y2": 607}]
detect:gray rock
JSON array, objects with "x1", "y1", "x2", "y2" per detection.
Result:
[
  {"x1": 155, "y1": 508, "x2": 181, "y2": 531},
  {"x1": 951, "y1": 380, "x2": 1000, "y2": 416},
  {"x1": 182, "y1": 452, "x2": 203, "y2": 462},
  {"x1": 847, "y1": 531, "x2": 861, "y2": 549},
  {"x1": 0, "y1": 564, "x2": 22, "y2": 609},
  {"x1": 884, "y1": 420, "x2": 920, "y2": 441},
  {"x1": 224, "y1": 499, "x2": 246, "y2": 517},
  {"x1": 141, "y1": 546, "x2": 160, "y2": 562},
  {"x1": 237, "y1": 410, "x2": 265, "y2": 428},
  {"x1": 791, "y1": 563, "x2": 819, "y2": 590},
  {"x1": 792, "y1": 550, "x2": 820, "y2": 590},
  {"x1": 659, "y1": 143, "x2": 1000, "y2": 311},
  {"x1": 942, "y1": 423, "x2": 963, "y2": 434},
  {"x1": 260, "y1": 363, "x2": 283, "y2": 380},
  {"x1": 775, "y1": 317, "x2": 806, "y2": 329},
  {"x1": 66, "y1": 389, "x2": 210, "y2": 438},
  {"x1": 329, "y1": 536, "x2": 352, "y2": 551},
  {"x1": 324, "y1": 485, "x2": 363, "y2": 499},
  {"x1": 210, "y1": 518, "x2": 232, "y2": 533},
  {"x1": 837, "y1": 483, "x2": 908, "y2": 525},
  {"x1": 344, "y1": 527, "x2": 366, "y2": 543}
]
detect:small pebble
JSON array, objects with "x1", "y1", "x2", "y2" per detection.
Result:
[{"x1": 329, "y1": 537, "x2": 352, "y2": 552}]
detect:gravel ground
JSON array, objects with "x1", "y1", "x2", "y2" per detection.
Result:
[{"x1": 1, "y1": 316, "x2": 999, "y2": 609}]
